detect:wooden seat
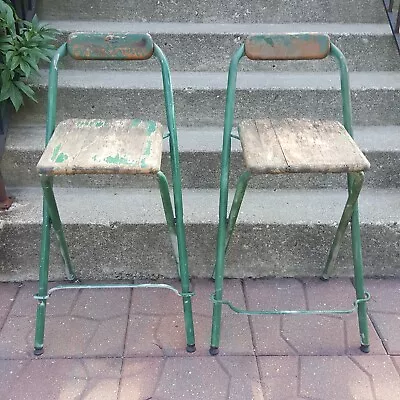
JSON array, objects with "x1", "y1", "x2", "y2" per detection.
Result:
[
  {"x1": 37, "y1": 118, "x2": 164, "y2": 176},
  {"x1": 238, "y1": 118, "x2": 370, "y2": 174}
]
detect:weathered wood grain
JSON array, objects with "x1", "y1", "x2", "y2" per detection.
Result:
[
  {"x1": 37, "y1": 119, "x2": 164, "y2": 175},
  {"x1": 239, "y1": 118, "x2": 370, "y2": 174}
]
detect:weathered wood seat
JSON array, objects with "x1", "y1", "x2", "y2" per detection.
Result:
[
  {"x1": 238, "y1": 118, "x2": 370, "y2": 174},
  {"x1": 37, "y1": 118, "x2": 164, "y2": 176}
]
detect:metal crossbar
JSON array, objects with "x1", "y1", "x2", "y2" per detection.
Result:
[
  {"x1": 211, "y1": 292, "x2": 370, "y2": 316},
  {"x1": 34, "y1": 283, "x2": 194, "y2": 301}
]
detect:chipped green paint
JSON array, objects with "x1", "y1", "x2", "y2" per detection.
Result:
[
  {"x1": 51, "y1": 144, "x2": 69, "y2": 163},
  {"x1": 76, "y1": 120, "x2": 108, "y2": 128},
  {"x1": 147, "y1": 121, "x2": 157, "y2": 135},
  {"x1": 104, "y1": 153, "x2": 138, "y2": 166},
  {"x1": 51, "y1": 144, "x2": 62, "y2": 161},
  {"x1": 245, "y1": 33, "x2": 330, "y2": 60},
  {"x1": 55, "y1": 153, "x2": 68, "y2": 163},
  {"x1": 140, "y1": 158, "x2": 148, "y2": 169},
  {"x1": 67, "y1": 33, "x2": 154, "y2": 61},
  {"x1": 92, "y1": 155, "x2": 98, "y2": 162},
  {"x1": 143, "y1": 137, "x2": 152, "y2": 157},
  {"x1": 131, "y1": 119, "x2": 142, "y2": 127}
]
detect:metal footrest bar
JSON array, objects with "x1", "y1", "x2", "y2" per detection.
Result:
[
  {"x1": 34, "y1": 283, "x2": 195, "y2": 301},
  {"x1": 211, "y1": 292, "x2": 370, "y2": 316}
]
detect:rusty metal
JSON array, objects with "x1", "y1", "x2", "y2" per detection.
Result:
[
  {"x1": 67, "y1": 33, "x2": 154, "y2": 60},
  {"x1": 245, "y1": 33, "x2": 330, "y2": 60},
  {"x1": 0, "y1": 171, "x2": 13, "y2": 210}
]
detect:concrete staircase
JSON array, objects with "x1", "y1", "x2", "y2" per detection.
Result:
[{"x1": 1, "y1": 0, "x2": 399, "y2": 281}]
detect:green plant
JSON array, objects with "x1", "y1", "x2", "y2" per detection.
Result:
[{"x1": 0, "y1": 1, "x2": 58, "y2": 111}]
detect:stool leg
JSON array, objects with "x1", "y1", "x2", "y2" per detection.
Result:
[
  {"x1": 158, "y1": 171, "x2": 197, "y2": 346},
  {"x1": 210, "y1": 172, "x2": 250, "y2": 355},
  {"x1": 168, "y1": 174, "x2": 195, "y2": 352},
  {"x1": 225, "y1": 171, "x2": 251, "y2": 252},
  {"x1": 34, "y1": 203, "x2": 51, "y2": 355},
  {"x1": 41, "y1": 176, "x2": 75, "y2": 281},
  {"x1": 211, "y1": 171, "x2": 250, "y2": 278},
  {"x1": 351, "y1": 201, "x2": 370, "y2": 353},
  {"x1": 322, "y1": 172, "x2": 364, "y2": 280},
  {"x1": 157, "y1": 172, "x2": 179, "y2": 273},
  {"x1": 176, "y1": 218, "x2": 196, "y2": 352}
]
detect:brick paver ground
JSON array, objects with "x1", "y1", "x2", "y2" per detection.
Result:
[{"x1": 0, "y1": 278, "x2": 399, "y2": 399}]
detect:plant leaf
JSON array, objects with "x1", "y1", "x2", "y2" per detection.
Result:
[
  {"x1": 9, "y1": 82, "x2": 24, "y2": 111},
  {"x1": 14, "y1": 80, "x2": 36, "y2": 102},
  {"x1": 19, "y1": 60, "x2": 32, "y2": 77},
  {"x1": 9, "y1": 55, "x2": 21, "y2": 71}
]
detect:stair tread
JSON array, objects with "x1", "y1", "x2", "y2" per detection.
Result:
[
  {"x1": 35, "y1": 70, "x2": 400, "y2": 90},
  {"x1": 48, "y1": 21, "x2": 394, "y2": 35},
  {"x1": 4, "y1": 186, "x2": 400, "y2": 225},
  {"x1": 6, "y1": 125, "x2": 400, "y2": 152}
]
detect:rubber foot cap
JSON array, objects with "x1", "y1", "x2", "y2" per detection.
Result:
[
  {"x1": 360, "y1": 344, "x2": 370, "y2": 353},
  {"x1": 34, "y1": 348, "x2": 44, "y2": 356},
  {"x1": 320, "y1": 274, "x2": 330, "y2": 281},
  {"x1": 186, "y1": 344, "x2": 196, "y2": 353},
  {"x1": 209, "y1": 346, "x2": 219, "y2": 356}
]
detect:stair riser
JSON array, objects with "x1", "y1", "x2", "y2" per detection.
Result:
[
  {"x1": 2, "y1": 149, "x2": 399, "y2": 189},
  {"x1": 37, "y1": 0, "x2": 388, "y2": 24},
  {"x1": 16, "y1": 87, "x2": 400, "y2": 127},
  {"x1": 51, "y1": 33, "x2": 398, "y2": 73},
  {"x1": 1, "y1": 222, "x2": 398, "y2": 281}
]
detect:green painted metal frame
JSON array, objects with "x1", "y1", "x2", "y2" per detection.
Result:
[
  {"x1": 34, "y1": 37, "x2": 196, "y2": 355},
  {"x1": 210, "y1": 39, "x2": 370, "y2": 356}
]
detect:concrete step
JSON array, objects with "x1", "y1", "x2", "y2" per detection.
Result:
[
  {"x1": 48, "y1": 22, "x2": 399, "y2": 72},
  {"x1": 1, "y1": 187, "x2": 399, "y2": 281},
  {"x1": 2, "y1": 125, "x2": 400, "y2": 189},
  {"x1": 15, "y1": 71, "x2": 400, "y2": 126},
  {"x1": 37, "y1": 0, "x2": 388, "y2": 24}
]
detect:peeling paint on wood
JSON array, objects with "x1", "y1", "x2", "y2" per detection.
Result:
[
  {"x1": 51, "y1": 144, "x2": 69, "y2": 163},
  {"x1": 37, "y1": 119, "x2": 163, "y2": 175}
]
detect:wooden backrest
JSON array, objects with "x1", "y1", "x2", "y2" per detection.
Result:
[
  {"x1": 67, "y1": 32, "x2": 154, "y2": 60},
  {"x1": 245, "y1": 33, "x2": 330, "y2": 60}
]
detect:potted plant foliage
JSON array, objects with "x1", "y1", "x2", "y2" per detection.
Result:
[{"x1": 0, "y1": 0, "x2": 58, "y2": 209}]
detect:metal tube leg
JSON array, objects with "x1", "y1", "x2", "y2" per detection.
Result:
[
  {"x1": 351, "y1": 202, "x2": 370, "y2": 353},
  {"x1": 174, "y1": 209, "x2": 195, "y2": 352},
  {"x1": 34, "y1": 203, "x2": 51, "y2": 355},
  {"x1": 157, "y1": 172, "x2": 179, "y2": 272},
  {"x1": 211, "y1": 171, "x2": 251, "y2": 278},
  {"x1": 41, "y1": 176, "x2": 75, "y2": 280},
  {"x1": 169, "y1": 173, "x2": 195, "y2": 352},
  {"x1": 225, "y1": 171, "x2": 251, "y2": 252},
  {"x1": 175, "y1": 215, "x2": 196, "y2": 352},
  {"x1": 322, "y1": 172, "x2": 364, "y2": 280},
  {"x1": 210, "y1": 174, "x2": 250, "y2": 354}
]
